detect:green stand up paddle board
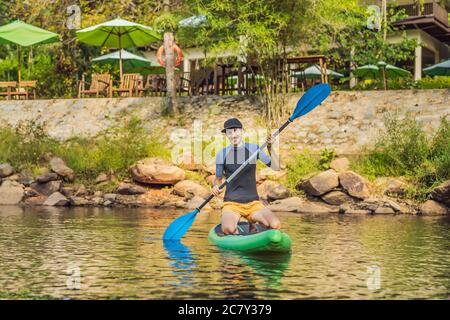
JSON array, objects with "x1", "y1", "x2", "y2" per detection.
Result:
[{"x1": 208, "y1": 222, "x2": 292, "y2": 254}]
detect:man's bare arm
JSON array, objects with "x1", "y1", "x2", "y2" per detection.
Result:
[{"x1": 211, "y1": 176, "x2": 223, "y2": 196}]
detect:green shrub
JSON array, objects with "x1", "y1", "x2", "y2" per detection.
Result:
[
  {"x1": 353, "y1": 115, "x2": 450, "y2": 200},
  {"x1": 319, "y1": 148, "x2": 336, "y2": 169},
  {"x1": 285, "y1": 149, "x2": 320, "y2": 192},
  {"x1": 0, "y1": 120, "x2": 59, "y2": 168},
  {"x1": 351, "y1": 76, "x2": 450, "y2": 90},
  {"x1": 0, "y1": 117, "x2": 170, "y2": 186}
]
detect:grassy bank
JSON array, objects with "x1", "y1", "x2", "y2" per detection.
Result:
[
  {"x1": 1, "y1": 115, "x2": 448, "y2": 200},
  {"x1": 352, "y1": 115, "x2": 449, "y2": 201},
  {"x1": 285, "y1": 115, "x2": 450, "y2": 201},
  {"x1": 0, "y1": 117, "x2": 170, "y2": 189}
]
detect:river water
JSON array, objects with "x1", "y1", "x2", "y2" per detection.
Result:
[{"x1": 0, "y1": 206, "x2": 448, "y2": 299}]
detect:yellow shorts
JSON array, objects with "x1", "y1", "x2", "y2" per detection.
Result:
[{"x1": 221, "y1": 200, "x2": 265, "y2": 222}]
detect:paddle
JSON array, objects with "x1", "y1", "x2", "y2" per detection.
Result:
[{"x1": 163, "y1": 83, "x2": 332, "y2": 240}]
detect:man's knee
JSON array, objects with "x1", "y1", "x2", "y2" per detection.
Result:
[
  {"x1": 270, "y1": 218, "x2": 281, "y2": 229},
  {"x1": 265, "y1": 209, "x2": 281, "y2": 229},
  {"x1": 222, "y1": 224, "x2": 237, "y2": 234}
]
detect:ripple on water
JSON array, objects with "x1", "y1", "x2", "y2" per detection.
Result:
[{"x1": 0, "y1": 207, "x2": 448, "y2": 299}]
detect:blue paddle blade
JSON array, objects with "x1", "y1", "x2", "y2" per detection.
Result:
[
  {"x1": 163, "y1": 209, "x2": 200, "y2": 240},
  {"x1": 289, "y1": 83, "x2": 331, "y2": 121}
]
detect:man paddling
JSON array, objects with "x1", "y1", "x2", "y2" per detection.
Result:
[{"x1": 212, "y1": 118, "x2": 281, "y2": 235}]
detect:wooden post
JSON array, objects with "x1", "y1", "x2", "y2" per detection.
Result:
[
  {"x1": 17, "y1": 46, "x2": 21, "y2": 83},
  {"x1": 319, "y1": 58, "x2": 324, "y2": 83},
  {"x1": 214, "y1": 62, "x2": 218, "y2": 95}
]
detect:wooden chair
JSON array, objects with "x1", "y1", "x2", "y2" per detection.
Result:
[
  {"x1": 0, "y1": 81, "x2": 17, "y2": 100},
  {"x1": 112, "y1": 73, "x2": 142, "y2": 97},
  {"x1": 78, "y1": 73, "x2": 112, "y2": 98},
  {"x1": 11, "y1": 81, "x2": 37, "y2": 100}
]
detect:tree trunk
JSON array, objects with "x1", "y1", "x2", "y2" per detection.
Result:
[
  {"x1": 164, "y1": 32, "x2": 177, "y2": 114},
  {"x1": 163, "y1": 0, "x2": 177, "y2": 114},
  {"x1": 382, "y1": 0, "x2": 387, "y2": 41}
]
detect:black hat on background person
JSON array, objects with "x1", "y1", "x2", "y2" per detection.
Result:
[{"x1": 221, "y1": 118, "x2": 243, "y2": 133}]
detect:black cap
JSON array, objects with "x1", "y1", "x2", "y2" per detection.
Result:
[{"x1": 221, "y1": 118, "x2": 243, "y2": 133}]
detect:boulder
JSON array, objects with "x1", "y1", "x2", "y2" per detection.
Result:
[
  {"x1": 330, "y1": 157, "x2": 350, "y2": 172},
  {"x1": 30, "y1": 180, "x2": 62, "y2": 196},
  {"x1": 50, "y1": 157, "x2": 74, "y2": 181},
  {"x1": 419, "y1": 200, "x2": 448, "y2": 216},
  {"x1": 205, "y1": 163, "x2": 216, "y2": 176},
  {"x1": 268, "y1": 197, "x2": 338, "y2": 213},
  {"x1": 18, "y1": 169, "x2": 34, "y2": 186},
  {"x1": 357, "y1": 197, "x2": 382, "y2": 212},
  {"x1": 0, "y1": 180, "x2": 24, "y2": 205},
  {"x1": 117, "y1": 182, "x2": 147, "y2": 195},
  {"x1": 43, "y1": 192, "x2": 69, "y2": 206},
  {"x1": 258, "y1": 168, "x2": 287, "y2": 181},
  {"x1": 296, "y1": 201, "x2": 339, "y2": 214},
  {"x1": 321, "y1": 190, "x2": 355, "y2": 205},
  {"x1": 36, "y1": 172, "x2": 59, "y2": 183},
  {"x1": 173, "y1": 180, "x2": 210, "y2": 200},
  {"x1": 382, "y1": 198, "x2": 402, "y2": 212},
  {"x1": 176, "y1": 195, "x2": 211, "y2": 210},
  {"x1": 339, "y1": 171, "x2": 370, "y2": 199},
  {"x1": 23, "y1": 195, "x2": 47, "y2": 206},
  {"x1": 95, "y1": 173, "x2": 109, "y2": 184},
  {"x1": 130, "y1": 157, "x2": 185, "y2": 185},
  {"x1": 268, "y1": 197, "x2": 303, "y2": 212},
  {"x1": 383, "y1": 178, "x2": 408, "y2": 196},
  {"x1": 93, "y1": 191, "x2": 103, "y2": 197},
  {"x1": 103, "y1": 200, "x2": 113, "y2": 207},
  {"x1": 0, "y1": 163, "x2": 14, "y2": 178},
  {"x1": 298, "y1": 169, "x2": 339, "y2": 196},
  {"x1": 257, "y1": 180, "x2": 290, "y2": 201},
  {"x1": 61, "y1": 187, "x2": 75, "y2": 198},
  {"x1": 4, "y1": 174, "x2": 21, "y2": 182},
  {"x1": 24, "y1": 187, "x2": 39, "y2": 198},
  {"x1": 345, "y1": 209, "x2": 371, "y2": 215},
  {"x1": 92, "y1": 197, "x2": 103, "y2": 205},
  {"x1": 104, "y1": 193, "x2": 117, "y2": 201},
  {"x1": 69, "y1": 196, "x2": 89, "y2": 206},
  {"x1": 74, "y1": 184, "x2": 87, "y2": 196},
  {"x1": 39, "y1": 152, "x2": 54, "y2": 164},
  {"x1": 374, "y1": 206, "x2": 395, "y2": 215},
  {"x1": 431, "y1": 180, "x2": 450, "y2": 207},
  {"x1": 206, "y1": 175, "x2": 216, "y2": 185}
]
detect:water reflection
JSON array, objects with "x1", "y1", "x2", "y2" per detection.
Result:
[
  {"x1": 0, "y1": 207, "x2": 448, "y2": 299},
  {"x1": 163, "y1": 240, "x2": 196, "y2": 288}
]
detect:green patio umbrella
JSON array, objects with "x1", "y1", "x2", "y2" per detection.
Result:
[
  {"x1": 93, "y1": 49, "x2": 173, "y2": 75},
  {"x1": 93, "y1": 49, "x2": 154, "y2": 69},
  {"x1": 0, "y1": 20, "x2": 59, "y2": 82},
  {"x1": 354, "y1": 61, "x2": 411, "y2": 89},
  {"x1": 423, "y1": 59, "x2": 450, "y2": 76},
  {"x1": 292, "y1": 65, "x2": 344, "y2": 79},
  {"x1": 76, "y1": 18, "x2": 162, "y2": 78}
]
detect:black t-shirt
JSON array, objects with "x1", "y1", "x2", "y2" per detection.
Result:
[{"x1": 215, "y1": 143, "x2": 271, "y2": 203}]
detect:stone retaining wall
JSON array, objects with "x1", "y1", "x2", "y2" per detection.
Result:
[{"x1": 0, "y1": 89, "x2": 448, "y2": 155}]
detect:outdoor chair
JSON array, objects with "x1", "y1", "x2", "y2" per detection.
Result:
[
  {"x1": 112, "y1": 73, "x2": 142, "y2": 97},
  {"x1": 11, "y1": 81, "x2": 37, "y2": 100},
  {"x1": 78, "y1": 73, "x2": 112, "y2": 98},
  {"x1": 0, "y1": 81, "x2": 17, "y2": 100}
]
